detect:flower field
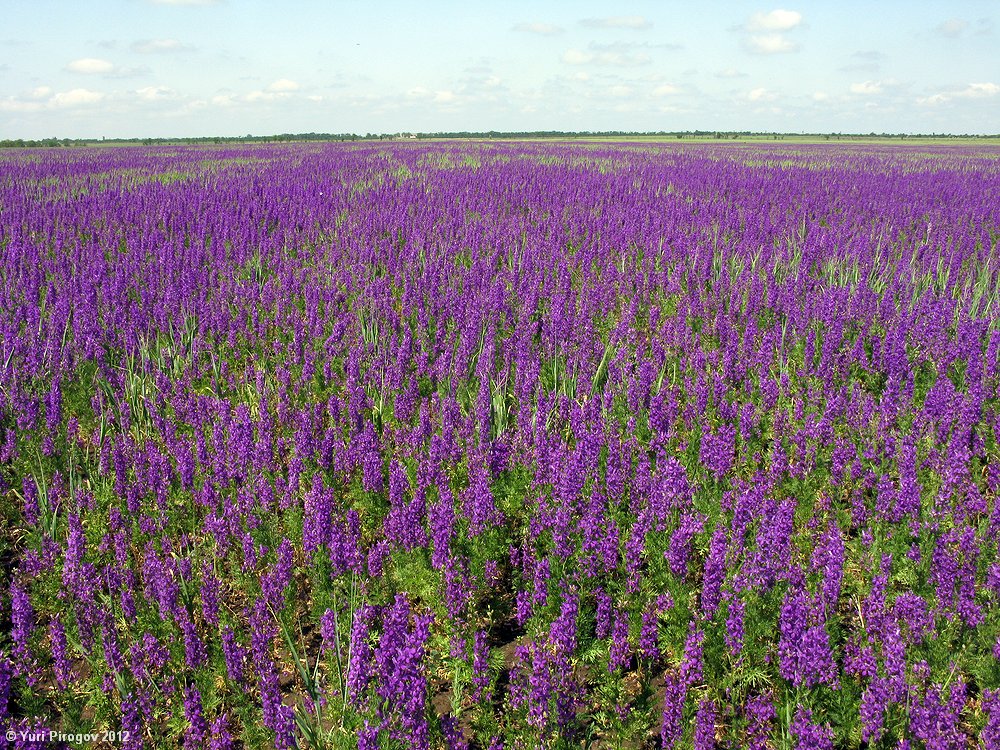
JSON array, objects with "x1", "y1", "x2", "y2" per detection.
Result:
[{"x1": 2, "y1": 140, "x2": 1000, "y2": 749}]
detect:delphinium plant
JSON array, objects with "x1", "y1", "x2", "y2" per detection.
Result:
[{"x1": 1, "y1": 140, "x2": 999, "y2": 748}]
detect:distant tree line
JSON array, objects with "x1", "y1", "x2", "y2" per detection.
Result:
[
  {"x1": 411, "y1": 130, "x2": 1000, "y2": 140},
  {"x1": 1, "y1": 131, "x2": 997, "y2": 148},
  {"x1": 0, "y1": 133, "x2": 366, "y2": 148},
  {"x1": 0, "y1": 138, "x2": 77, "y2": 148}
]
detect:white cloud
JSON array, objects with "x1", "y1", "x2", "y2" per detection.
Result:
[
  {"x1": 108, "y1": 66, "x2": 150, "y2": 80},
  {"x1": 653, "y1": 83, "x2": 680, "y2": 96},
  {"x1": 148, "y1": 0, "x2": 220, "y2": 5},
  {"x1": 740, "y1": 9, "x2": 802, "y2": 54},
  {"x1": 402, "y1": 87, "x2": 457, "y2": 105},
  {"x1": 245, "y1": 90, "x2": 278, "y2": 102},
  {"x1": 234, "y1": 79, "x2": 302, "y2": 103},
  {"x1": 850, "y1": 80, "x2": 882, "y2": 94},
  {"x1": 66, "y1": 58, "x2": 115, "y2": 74},
  {"x1": 50, "y1": 88, "x2": 104, "y2": 107},
  {"x1": 747, "y1": 9, "x2": 802, "y2": 31},
  {"x1": 936, "y1": 18, "x2": 968, "y2": 38},
  {"x1": 580, "y1": 16, "x2": 652, "y2": 30},
  {"x1": 916, "y1": 93, "x2": 949, "y2": 106},
  {"x1": 512, "y1": 22, "x2": 563, "y2": 35},
  {"x1": 812, "y1": 91, "x2": 829, "y2": 101},
  {"x1": 0, "y1": 98, "x2": 43, "y2": 113},
  {"x1": 1, "y1": 86, "x2": 107, "y2": 112},
  {"x1": 561, "y1": 45, "x2": 650, "y2": 66},
  {"x1": 747, "y1": 87, "x2": 777, "y2": 101},
  {"x1": 918, "y1": 82, "x2": 999, "y2": 105},
  {"x1": 267, "y1": 78, "x2": 300, "y2": 92},
  {"x1": 132, "y1": 38, "x2": 187, "y2": 53},
  {"x1": 716, "y1": 67, "x2": 746, "y2": 78},
  {"x1": 747, "y1": 33, "x2": 798, "y2": 54},
  {"x1": 181, "y1": 99, "x2": 208, "y2": 114},
  {"x1": 957, "y1": 82, "x2": 999, "y2": 98},
  {"x1": 563, "y1": 49, "x2": 592, "y2": 65},
  {"x1": 135, "y1": 86, "x2": 176, "y2": 101}
]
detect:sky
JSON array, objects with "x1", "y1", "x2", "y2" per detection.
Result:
[{"x1": 1, "y1": 0, "x2": 998, "y2": 138}]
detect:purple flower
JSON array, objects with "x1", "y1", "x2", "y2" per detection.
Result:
[
  {"x1": 10, "y1": 582, "x2": 36, "y2": 683},
  {"x1": 700, "y1": 524, "x2": 728, "y2": 618},
  {"x1": 359, "y1": 424, "x2": 384, "y2": 493},
  {"x1": 428, "y1": 482, "x2": 455, "y2": 570},
  {"x1": 462, "y1": 457, "x2": 502, "y2": 538},
  {"x1": 221, "y1": 627, "x2": 249, "y2": 686},
  {"x1": 182, "y1": 686, "x2": 209, "y2": 750},
  {"x1": 725, "y1": 596, "x2": 745, "y2": 657},
  {"x1": 608, "y1": 606, "x2": 631, "y2": 672},
  {"x1": 302, "y1": 473, "x2": 333, "y2": 556},
  {"x1": 680, "y1": 625, "x2": 704, "y2": 686},
  {"x1": 638, "y1": 601, "x2": 660, "y2": 662},
  {"x1": 525, "y1": 642, "x2": 554, "y2": 730},
  {"x1": 358, "y1": 722, "x2": 379, "y2": 750},
  {"x1": 371, "y1": 596, "x2": 433, "y2": 748},
  {"x1": 320, "y1": 607, "x2": 340, "y2": 654},
  {"x1": 929, "y1": 526, "x2": 983, "y2": 627},
  {"x1": 747, "y1": 498, "x2": 796, "y2": 590},
  {"x1": 248, "y1": 598, "x2": 276, "y2": 666},
  {"x1": 594, "y1": 587, "x2": 612, "y2": 640},
  {"x1": 909, "y1": 678, "x2": 966, "y2": 750},
  {"x1": 181, "y1": 617, "x2": 207, "y2": 670},
  {"x1": 659, "y1": 668, "x2": 686, "y2": 750},
  {"x1": 209, "y1": 713, "x2": 235, "y2": 750},
  {"x1": 440, "y1": 714, "x2": 468, "y2": 750},
  {"x1": 667, "y1": 512, "x2": 704, "y2": 580},
  {"x1": 260, "y1": 537, "x2": 295, "y2": 613},
  {"x1": 693, "y1": 699, "x2": 717, "y2": 750},
  {"x1": 743, "y1": 692, "x2": 774, "y2": 750},
  {"x1": 778, "y1": 587, "x2": 837, "y2": 689},
  {"x1": 0, "y1": 652, "x2": 12, "y2": 718},
  {"x1": 346, "y1": 605, "x2": 377, "y2": 705},
  {"x1": 20, "y1": 476, "x2": 39, "y2": 526},
  {"x1": 129, "y1": 632, "x2": 172, "y2": 694},
  {"x1": 367, "y1": 539, "x2": 389, "y2": 579},
  {"x1": 810, "y1": 521, "x2": 843, "y2": 615},
  {"x1": 982, "y1": 689, "x2": 1000, "y2": 749},
  {"x1": 860, "y1": 677, "x2": 890, "y2": 745},
  {"x1": 200, "y1": 564, "x2": 220, "y2": 627},
  {"x1": 49, "y1": 617, "x2": 72, "y2": 689},
  {"x1": 470, "y1": 629, "x2": 491, "y2": 703},
  {"x1": 260, "y1": 667, "x2": 298, "y2": 749},
  {"x1": 121, "y1": 694, "x2": 145, "y2": 750},
  {"x1": 700, "y1": 424, "x2": 735, "y2": 479},
  {"x1": 549, "y1": 591, "x2": 578, "y2": 656},
  {"x1": 789, "y1": 705, "x2": 834, "y2": 750}
]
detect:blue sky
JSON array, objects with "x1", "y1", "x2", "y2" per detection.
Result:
[{"x1": 1, "y1": 0, "x2": 997, "y2": 138}]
